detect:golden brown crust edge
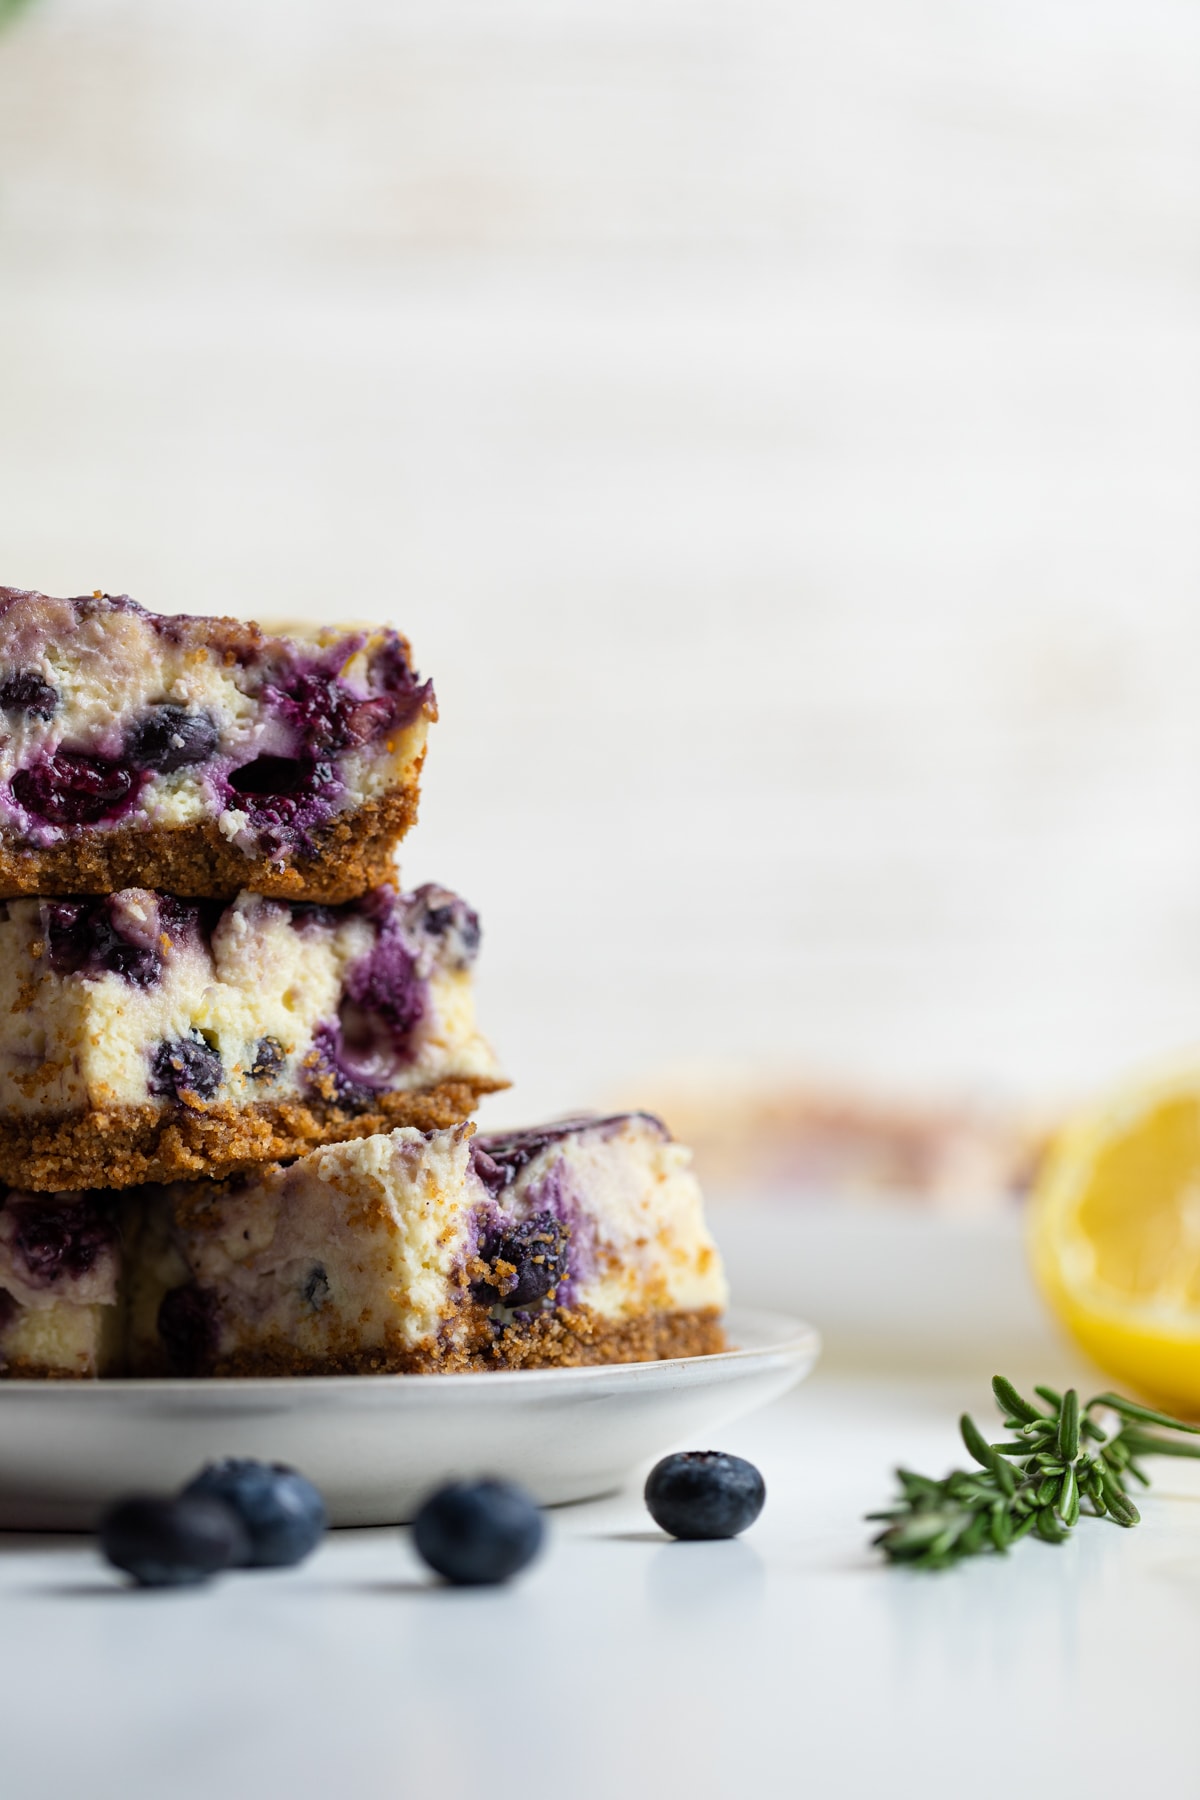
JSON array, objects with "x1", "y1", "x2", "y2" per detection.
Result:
[
  {"x1": 134, "y1": 1307, "x2": 729, "y2": 1379},
  {"x1": 7, "y1": 1309, "x2": 727, "y2": 1379},
  {"x1": 0, "y1": 1078, "x2": 509, "y2": 1191},
  {"x1": 0, "y1": 1357, "x2": 107, "y2": 1380},
  {"x1": 0, "y1": 780, "x2": 422, "y2": 904}
]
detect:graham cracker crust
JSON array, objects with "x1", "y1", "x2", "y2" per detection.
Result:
[
  {"x1": 0, "y1": 782, "x2": 422, "y2": 904},
  {"x1": 158, "y1": 1307, "x2": 729, "y2": 1379},
  {"x1": 0, "y1": 1076, "x2": 508, "y2": 1191},
  {"x1": 0, "y1": 1358, "x2": 103, "y2": 1380}
]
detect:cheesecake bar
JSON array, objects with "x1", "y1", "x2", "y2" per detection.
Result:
[
  {"x1": 124, "y1": 1113, "x2": 727, "y2": 1376},
  {"x1": 0, "y1": 587, "x2": 435, "y2": 902},
  {"x1": 0, "y1": 882, "x2": 505, "y2": 1191},
  {"x1": 0, "y1": 1190, "x2": 123, "y2": 1376}
]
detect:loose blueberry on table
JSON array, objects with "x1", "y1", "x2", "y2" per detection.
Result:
[
  {"x1": 411, "y1": 1478, "x2": 545, "y2": 1586},
  {"x1": 99, "y1": 1493, "x2": 250, "y2": 1588},
  {"x1": 644, "y1": 1452, "x2": 766, "y2": 1541},
  {"x1": 184, "y1": 1460, "x2": 328, "y2": 1568}
]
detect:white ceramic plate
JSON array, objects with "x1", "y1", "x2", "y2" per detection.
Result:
[{"x1": 0, "y1": 1308, "x2": 818, "y2": 1529}]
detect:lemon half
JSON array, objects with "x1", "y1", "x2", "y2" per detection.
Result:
[{"x1": 1029, "y1": 1070, "x2": 1200, "y2": 1416}]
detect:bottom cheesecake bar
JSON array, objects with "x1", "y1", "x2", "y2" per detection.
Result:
[
  {"x1": 0, "y1": 1114, "x2": 728, "y2": 1377},
  {"x1": 126, "y1": 1112, "x2": 728, "y2": 1376}
]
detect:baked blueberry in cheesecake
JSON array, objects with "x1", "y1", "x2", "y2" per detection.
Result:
[
  {"x1": 0, "y1": 587, "x2": 435, "y2": 902},
  {"x1": 124, "y1": 1113, "x2": 727, "y2": 1375},
  {"x1": 0, "y1": 882, "x2": 505, "y2": 1191},
  {"x1": 0, "y1": 1189, "x2": 122, "y2": 1376}
]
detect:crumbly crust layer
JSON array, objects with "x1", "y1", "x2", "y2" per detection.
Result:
[
  {"x1": 0, "y1": 1078, "x2": 508, "y2": 1191},
  {"x1": 0, "y1": 782, "x2": 421, "y2": 904},
  {"x1": 155, "y1": 1306, "x2": 728, "y2": 1378},
  {"x1": 0, "y1": 1357, "x2": 104, "y2": 1380}
]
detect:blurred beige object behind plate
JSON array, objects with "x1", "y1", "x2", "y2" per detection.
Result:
[
  {"x1": 638, "y1": 1081, "x2": 1048, "y2": 1212},
  {"x1": 0, "y1": 1308, "x2": 818, "y2": 1529}
]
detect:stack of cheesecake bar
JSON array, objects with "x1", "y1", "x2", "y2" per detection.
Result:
[{"x1": 0, "y1": 587, "x2": 726, "y2": 1377}]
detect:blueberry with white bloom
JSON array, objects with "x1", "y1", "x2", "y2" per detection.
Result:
[
  {"x1": 100, "y1": 1493, "x2": 249, "y2": 1588},
  {"x1": 412, "y1": 1478, "x2": 544, "y2": 1585},
  {"x1": 644, "y1": 1451, "x2": 766, "y2": 1540},
  {"x1": 184, "y1": 1459, "x2": 327, "y2": 1568}
]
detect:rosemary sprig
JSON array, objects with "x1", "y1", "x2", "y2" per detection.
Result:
[
  {"x1": 868, "y1": 1375, "x2": 1200, "y2": 1569},
  {"x1": 0, "y1": 0, "x2": 37, "y2": 30}
]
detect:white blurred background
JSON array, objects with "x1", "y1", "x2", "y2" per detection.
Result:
[{"x1": 2, "y1": 0, "x2": 1199, "y2": 1138}]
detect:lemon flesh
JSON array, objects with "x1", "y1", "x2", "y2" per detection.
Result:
[{"x1": 1029, "y1": 1077, "x2": 1200, "y2": 1416}]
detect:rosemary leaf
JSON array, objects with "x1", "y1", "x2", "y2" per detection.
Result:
[
  {"x1": 960, "y1": 1413, "x2": 994, "y2": 1469},
  {"x1": 1058, "y1": 1465, "x2": 1079, "y2": 1527},
  {"x1": 991, "y1": 1376, "x2": 1044, "y2": 1425},
  {"x1": 1036, "y1": 1506, "x2": 1066, "y2": 1543},
  {"x1": 1104, "y1": 1486, "x2": 1141, "y2": 1528},
  {"x1": 1119, "y1": 1429, "x2": 1200, "y2": 1461},
  {"x1": 1057, "y1": 1389, "x2": 1081, "y2": 1461},
  {"x1": 1089, "y1": 1394, "x2": 1200, "y2": 1434},
  {"x1": 960, "y1": 1514, "x2": 990, "y2": 1555}
]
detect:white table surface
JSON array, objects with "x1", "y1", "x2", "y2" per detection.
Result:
[{"x1": 3, "y1": 1357, "x2": 1198, "y2": 1800}]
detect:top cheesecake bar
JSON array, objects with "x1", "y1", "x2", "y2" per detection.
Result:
[{"x1": 0, "y1": 587, "x2": 436, "y2": 902}]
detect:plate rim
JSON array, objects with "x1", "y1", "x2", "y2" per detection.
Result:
[{"x1": 0, "y1": 1307, "x2": 820, "y2": 1400}]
